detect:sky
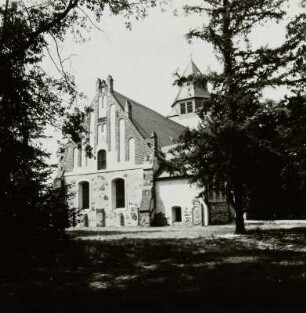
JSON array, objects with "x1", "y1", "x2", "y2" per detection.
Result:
[
  {"x1": 49, "y1": 2, "x2": 217, "y2": 116},
  {"x1": 41, "y1": 0, "x2": 301, "y2": 170}
]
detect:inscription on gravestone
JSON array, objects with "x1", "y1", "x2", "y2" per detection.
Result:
[{"x1": 192, "y1": 200, "x2": 202, "y2": 226}]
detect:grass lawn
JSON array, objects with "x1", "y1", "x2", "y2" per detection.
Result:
[{"x1": 0, "y1": 222, "x2": 305, "y2": 313}]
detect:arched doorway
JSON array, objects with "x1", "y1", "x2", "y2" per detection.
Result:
[
  {"x1": 79, "y1": 181, "x2": 90, "y2": 210},
  {"x1": 112, "y1": 178, "x2": 125, "y2": 209}
]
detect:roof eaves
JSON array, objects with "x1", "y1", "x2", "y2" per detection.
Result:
[{"x1": 171, "y1": 96, "x2": 209, "y2": 107}]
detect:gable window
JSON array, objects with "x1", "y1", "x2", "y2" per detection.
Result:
[
  {"x1": 128, "y1": 137, "x2": 135, "y2": 163},
  {"x1": 187, "y1": 101, "x2": 193, "y2": 113},
  {"x1": 110, "y1": 105, "x2": 116, "y2": 151},
  {"x1": 97, "y1": 124, "x2": 102, "y2": 144},
  {"x1": 98, "y1": 97, "x2": 103, "y2": 118},
  {"x1": 180, "y1": 102, "x2": 186, "y2": 115},
  {"x1": 98, "y1": 96, "x2": 106, "y2": 118},
  {"x1": 73, "y1": 147, "x2": 81, "y2": 168},
  {"x1": 82, "y1": 149, "x2": 87, "y2": 167},
  {"x1": 119, "y1": 119, "x2": 125, "y2": 162},
  {"x1": 97, "y1": 150, "x2": 106, "y2": 170}
]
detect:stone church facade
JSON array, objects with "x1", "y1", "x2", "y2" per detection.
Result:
[{"x1": 56, "y1": 60, "x2": 231, "y2": 227}]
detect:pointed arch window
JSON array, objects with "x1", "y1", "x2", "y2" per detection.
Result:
[
  {"x1": 98, "y1": 95, "x2": 106, "y2": 118},
  {"x1": 110, "y1": 105, "x2": 116, "y2": 151},
  {"x1": 73, "y1": 147, "x2": 81, "y2": 168},
  {"x1": 119, "y1": 119, "x2": 125, "y2": 162},
  {"x1": 97, "y1": 150, "x2": 107, "y2": 170},
  {"x1": 82, "y1": 149, "x2": 87, "y2": 167}
]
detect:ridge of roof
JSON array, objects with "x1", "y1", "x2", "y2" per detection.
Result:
[{"x1": 113, "y1": 90, "x2": 186, "y2": 147}]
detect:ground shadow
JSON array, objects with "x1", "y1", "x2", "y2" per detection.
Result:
[{"x1": 0, "y1": 228, "x2": 305, "y2": 313}]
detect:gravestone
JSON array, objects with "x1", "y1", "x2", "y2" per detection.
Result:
[
  {"x1": 96, "y1": 209, "x2": 105, "y2": 227},
  {"x1": 192, "y1": 200, "x2": 202, "y2": 226}
]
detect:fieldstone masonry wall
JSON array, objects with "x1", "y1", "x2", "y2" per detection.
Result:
[
  {"x1": 209, "y1": 201, "x2": 231, "y2": 224},
  {"x1": 65, "y1": 168, "x2": 145, "y2": 227},
  {"x1": 139, "y1": 169, "x2": 155, "y2": 226}
]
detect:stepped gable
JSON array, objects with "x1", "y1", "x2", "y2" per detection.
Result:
[{"x1": 113, "y1": 91, "x2": 186, "y2": 147}]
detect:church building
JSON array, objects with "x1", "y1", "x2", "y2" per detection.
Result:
[{"x1": 56, "y1": 60, "x2": 231, "y2": 227}]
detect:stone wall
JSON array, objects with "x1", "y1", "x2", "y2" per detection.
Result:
[
  {"x1": 65, "y1": 167, "x2": 145, "y2": 227},
  {"x1": 209, "y1": 201, "x2": 231, "y2": 225},
  {"x1": 138, "y1": 168, "x2": 155, "y2": 226}
]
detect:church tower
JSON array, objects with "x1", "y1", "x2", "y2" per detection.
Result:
[{"x1": 167, "y1": 59, "x2": 209, "y2": 128}]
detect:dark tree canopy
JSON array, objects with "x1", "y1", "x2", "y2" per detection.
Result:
[
  {"x1": 0, "y1": 0, "x2": 161, "y2": 241},
  {"x1": 167, "y1": 0, "x2": 306, "y2": 233}
]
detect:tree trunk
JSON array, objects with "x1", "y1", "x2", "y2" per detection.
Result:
[
  {"x1": 235, "y1": 208, "x2": 246, "y2": 234},
  {"x1": 234, "y1": 191, "x2": 246, "y2": 234}
]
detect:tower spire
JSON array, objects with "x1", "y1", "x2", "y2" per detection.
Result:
[
  {"x1": 173, "y1": 59, "x2": 208, "y2": 105},
  {"x1": 167, "y1": 59, "x2": 210, "y2": 128}
]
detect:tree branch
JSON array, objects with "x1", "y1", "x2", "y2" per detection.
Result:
[{"x1": 1, "y1": 0, "x2": 80, "y2": 63}]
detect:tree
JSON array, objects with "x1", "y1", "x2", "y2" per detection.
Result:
[
  {"x1": 167, "y1": 0, "x2": 305, "y2": 233},
  {"x1": 277, "y1": 96, "x2": 306, "y2": 218},
  {"x1": 0, "y1": 0, "x2": 160, "y2": 240}
]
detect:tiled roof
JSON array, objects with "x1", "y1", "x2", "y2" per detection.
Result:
[{"x1": 113, "y1": 91, "x2": 186, "y2": 147}]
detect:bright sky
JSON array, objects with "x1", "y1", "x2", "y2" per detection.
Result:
[
  {"x1": 40, "y1": 0, "x2": 302, "y2": 170},
  {"x1": 50, "y1": 2, "x2": 216, "y2": 116}
]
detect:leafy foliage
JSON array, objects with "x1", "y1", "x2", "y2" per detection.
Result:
[
  {"x1": 0, "y1": 0, "x2": 161, "y2": 240},
  {"x1": 168, "y1": 0, "x2": 305, "y2": 233}
]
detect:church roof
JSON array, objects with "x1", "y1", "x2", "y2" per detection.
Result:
[
  {"x1": 172, "y1": 59, "x2": 209, "y2": 106},
  {"x1": 113, "y1": 91, "x2": 186, "y2": 147},
  {"x1": 183, "y1": 59, "x2": 202, "y2": 76}
]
